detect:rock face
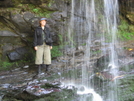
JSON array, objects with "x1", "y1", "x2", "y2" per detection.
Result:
[
  {"x1": 0, "y1": 0, "x2": 71, "y2": 62},
  {"x1": 0, "y1": 0, "x2": 133, "y2": 63},
  {"x1": 119, "y1": 0, "x2": 134, "y2": 24}
]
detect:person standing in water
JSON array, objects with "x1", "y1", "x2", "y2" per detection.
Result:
[{"x1": 33, "y1": 17, "x2": 52, "y2": 74}]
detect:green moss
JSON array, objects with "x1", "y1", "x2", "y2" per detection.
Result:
[
  {"x1": 0, "y1": 61, "x2": 13, "y2": 71},
  {"x1": 3, "y1": 1, "x2": 55, "y2": 18},
  {"x1": 28, "y1": 4, "x2": 54, "y2": 18},
  {"x1": 47, "y1": 0, "x2": 55, "y2": 7},
  {"x1": 51, "y1": 34, "x2": 65, "y2": 58},
  {"x1": 51, "y1": 46, "x2": 63, "y2": 58},
  {"x1": 117, "y1": 20, "x2": 134, "y2": 40},
  {"x1": 0, "y1": 61, "x2": 18, "y2": 71}
]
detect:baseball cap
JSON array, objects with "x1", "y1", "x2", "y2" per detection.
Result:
[{"x1": 40, "y1": 18, "x2": 47, "y2": 21}]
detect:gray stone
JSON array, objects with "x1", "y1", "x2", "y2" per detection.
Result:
[
  {"x1": 0, "y1": 31, "x2": 18, "y2": 36},
  {"x1": 11, "y1": 14, "x2": 31, "y2": 33},
  {"x1": 51, "y1": 12, "x2": 63, "y2": 21},
  {"x1": 7, "y1": 47, "x2": 29, "y2": 61},
  {"x1": 2, "y1": 43, "x2": 13, "y2": 53},
  {"x1": 23, "y1": 12, "x2": 35, "y2": 22},
  {"x1": 29, "y1": 17, "x2": 40, "y2": 28}
]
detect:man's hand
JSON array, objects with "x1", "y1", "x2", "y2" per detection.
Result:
[
  {"x1": 34, "y1": 46, "x2": 38, "y2": 50},
  {"x1": 50, "y1": 46, "x2": 52, "y2": 49}
]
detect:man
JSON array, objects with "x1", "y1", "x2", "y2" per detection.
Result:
[{"x1": 33, "y1": 17, "x2": 52, "y2": 74}]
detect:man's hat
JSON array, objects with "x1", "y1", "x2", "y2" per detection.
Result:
[{"x1": 40, "y1": 17, "x2": 47, "y2": 21}]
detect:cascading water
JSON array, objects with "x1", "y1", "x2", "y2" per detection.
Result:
[
  {"x1": 103, "y1": 0, "x2": 119, "y2": 101},
  {"x1": 61, "y1": 0, "x2": 120, "y2": 101}
]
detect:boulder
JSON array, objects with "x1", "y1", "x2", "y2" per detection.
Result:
[{"x1": 7, "y1": 47, "x2": 34, "y2": 62}]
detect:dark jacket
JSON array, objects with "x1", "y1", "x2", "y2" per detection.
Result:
[{"x1": 33, "y1": 26, "x2": 52, "y2": 47}]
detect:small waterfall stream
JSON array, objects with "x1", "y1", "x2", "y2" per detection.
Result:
[{"x1": 62, "y1": 0, "x2": 120, "y2": 101}]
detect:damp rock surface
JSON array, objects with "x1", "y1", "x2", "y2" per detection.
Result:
[
  {"x1": 0, "y1": 50, "x2": 134, "y2": 101},
  {"x1": 0, "y1": 63, "x2": 77, "y2": 101}
]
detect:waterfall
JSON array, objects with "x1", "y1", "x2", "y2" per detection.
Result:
[
  {"x1": 61, "y1": 0, "x2": 120, "y2": 101},
  {"x1": 103, "y1": 0, "x2": 119, "y2": 101}
]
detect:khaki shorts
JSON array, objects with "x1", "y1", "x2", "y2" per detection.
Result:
[{"x1": 35, "y1": 43, "x2": 51, "y2": 65}]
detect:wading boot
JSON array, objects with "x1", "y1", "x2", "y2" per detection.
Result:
[
  {"x1": 33, "y1": 64, "x2": 45, "y2": 79},
  {"x1": 41, "y1": 64, "x2": 46, "y2": 73},
  {"x1": 45, "y1": 65, "x2": 49, "y2": 72},
  {"x1": 37, "y1": 64, "x2": 41, "y2": 75}
]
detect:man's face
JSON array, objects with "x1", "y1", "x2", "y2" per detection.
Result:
[{"x1": 40, "y1": 20, "x2": 46, "y2": 26}]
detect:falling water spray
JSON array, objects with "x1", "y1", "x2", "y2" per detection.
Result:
[
  {"x1": 62, "y1": 0, "x2": 120, "y2": 101},
  {"x1": 103, "y1": 0, "x2": 119, "y2": 101}
]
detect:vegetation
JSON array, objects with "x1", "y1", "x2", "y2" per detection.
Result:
[
  {"x1": 117, "y1": 20, "x2": 134, "y2": 40},
  {"x1": 0, "y1": 59, "x2": 33, "y2": 71},
  {"x1": 51, "y1": 45, "x2": 63, "y2": 58},
  {"x1": 4, "y1": 1, "x2": 55, "y2": 17},
  {"x1": 30, "y1": 5, "x2": 54, "y2": 18},
  {"x1": 0, "y1": 61, "x2": 13, "y2": 71},
  {"x1": 51, "y1": 34, "x2": 63, "y2": 58}
]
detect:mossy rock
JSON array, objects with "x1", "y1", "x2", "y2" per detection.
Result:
[
  {"x1": 34, "y1": 89, "x2": 77, "y2": 101},
  {"x1": 118, "y1": 74, "x2": 134, "y2": 101}
]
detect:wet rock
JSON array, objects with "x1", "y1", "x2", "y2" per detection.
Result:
[
  {"x1": 96, "y1": 54, "x2": 110, "y2": 72},
  {"x1": 1, "y1": 78, "x2": 75, "y2": 101},
  {"x1": 1, "y1": 84, "x2": 11, "y2": 89},
  {"x1": 95, "y1": 72, "x2": 113, "y2": 81},
  {"x1": 26, "y1": 82, "x2": 61, "y2": 96}
]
